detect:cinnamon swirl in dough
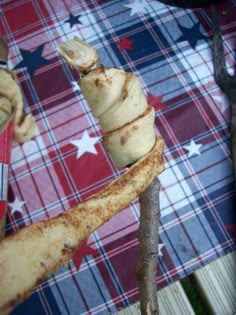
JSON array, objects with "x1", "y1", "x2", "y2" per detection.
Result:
[{"x1": 79, "y1": 67, "x2": 156, "y2": 167}]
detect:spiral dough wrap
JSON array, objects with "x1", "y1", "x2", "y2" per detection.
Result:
[{"x1": 79, "y1": 67, "x2": 156, "y2": 168}]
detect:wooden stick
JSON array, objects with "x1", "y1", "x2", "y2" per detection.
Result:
[
  {"x1": 211, "y1": 6, "x2": 236, "y2": 183},
  {"x1": 0, "y1": 36, "x2": 8, "y2": 65},
  {"x1": 136, "y1": 177, "x2": 161, "y2": 315}
]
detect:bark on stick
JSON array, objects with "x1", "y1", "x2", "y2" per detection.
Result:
[{"x1": 136, "y1": 177, "x2": 161, "y2": 315}]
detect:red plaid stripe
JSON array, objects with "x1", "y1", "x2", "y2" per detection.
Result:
[
  {"x1": 0, "y1": 121, "x2": 13, "y2": 163},
  {"x1": 0, "y1": 121, "x2": 13, "y2": 220}
]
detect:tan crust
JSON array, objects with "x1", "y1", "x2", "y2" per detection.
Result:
[
  {"x1": 103, "y1": 106, "x2": 155, "y2": 168},
  {"x1": 0, "y1": 137, "x2": 164, "y2": 315}
]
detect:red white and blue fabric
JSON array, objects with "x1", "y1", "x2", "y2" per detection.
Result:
[{"x1": 0, "y1": 0, "x2": 235, "y2": 314}]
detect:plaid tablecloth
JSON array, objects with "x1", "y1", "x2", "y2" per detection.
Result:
[{"x1": 0, "y1": 0, "x2": 235, "y2": 314}]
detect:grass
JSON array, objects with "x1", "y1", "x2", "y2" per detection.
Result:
[{"x1": 181, "y1": 275, "x2": 211, "y2": 315}]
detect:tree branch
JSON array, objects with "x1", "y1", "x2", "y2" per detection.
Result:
[{"x1": 136, "y1": 177, "x2": 161, "y2": 315}]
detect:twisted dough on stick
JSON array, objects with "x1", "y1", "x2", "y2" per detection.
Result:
[
  {"x1": 0, "y1": 137, "x2": 164, "y2": 315},
  {"x1": 80, "y1": 67, "x2": 155, "y2": 168},
  {"x1": 0, "y1": 69, "x2": 36, "y2": 143}
]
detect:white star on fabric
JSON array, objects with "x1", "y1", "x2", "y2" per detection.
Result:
[
  {"x1": 8, "y1": 197, "x2": 26, "y2": 215},
  {"x1": 71, "y1": 81, "x2": 79, "y2": 92},
  {"x1": 70, "y1": 130, "x2": 100, "y2": 159},
  {"x1": 158, "y1": 243, "x2": 164, "y2": 257},
  {"x1": 124, "y1": 0, "x2": 149, "y2": 16},
  {"x1": 183, "y1": 139, "x2": 202, "y2": 158}
]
